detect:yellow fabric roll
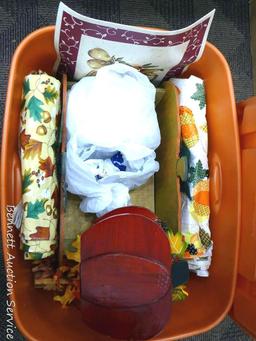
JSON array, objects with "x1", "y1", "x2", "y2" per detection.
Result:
[{"x1": 20, "y1": 72, "x2": 61, "y2": 260}]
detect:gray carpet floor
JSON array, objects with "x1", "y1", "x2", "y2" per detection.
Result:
[{"x1": 0, "y1": 0, "x2": 254, "y2": 340}]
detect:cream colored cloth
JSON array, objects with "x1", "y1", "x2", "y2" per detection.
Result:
[
  {"x1": 20, "y1": 73, "x2": 61, "y2": 260},
  {"x1": 171, "y1": 76, "x2": 212, "y2": 277}
]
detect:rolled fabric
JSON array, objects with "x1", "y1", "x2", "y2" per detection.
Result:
[
  {"x1": 171, "y1": 76, "x2": 212, "y2": 277},
  {"x1": 19, "y1": 72, "x2": 61, "y2": 260}
]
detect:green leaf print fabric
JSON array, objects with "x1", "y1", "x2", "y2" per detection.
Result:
[{"x1": 20, "y1": 73, "x2": 61, "y2": 260}]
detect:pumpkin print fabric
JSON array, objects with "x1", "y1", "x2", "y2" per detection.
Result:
[
  {"x1": 20, "y1": 73, "x2": 61, "y2": 260},
  {"x1": 171, "y1": 76, "x2": 212, "y2": 277}
]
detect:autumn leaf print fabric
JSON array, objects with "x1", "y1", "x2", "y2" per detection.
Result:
[
  {"x1": 20, "y1": 73, "x2": 61, "y2": 260},
  {"x1": 171, "y1": 76, "x2": 212, "y2": 277}
]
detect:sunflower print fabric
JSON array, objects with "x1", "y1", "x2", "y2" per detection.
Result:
[
  {"x1": 19, "y1": 72, "x2": 61, "y2": 260},
  {"x1": 171, "y1": 76, "x2": 212, "y2": 277}
]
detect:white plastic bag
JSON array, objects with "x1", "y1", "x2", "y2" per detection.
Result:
[
  {"x1": 66, "y1": 64, "x2": 160, "y2": 216},
  {"x1": 66, "y1": 63, "x2": 160, "y2": 160}
]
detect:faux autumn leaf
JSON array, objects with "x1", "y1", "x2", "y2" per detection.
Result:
[
  {"x1": 54, "y1": 285, "x2": 77, "y2": 308},
  {"x1": 22, "y1": 168, "x2": 33, "y2": 194},
  {"x1": 20, "y1": 129, "x2": 31, "y2": 150},
  {"x1": 43, "y1": 86, "x2": 58, "y2": 104},
  {"x1": 167, "y1": 230, "x2": 188, "y2": 257},
  {"x1": 172, "y1": 285, "x2": 189, "y2": 302},
  {"x1": 27, "y1": 200, "x2": 46, "y2": 219},
  {"x1": 24, "y1": 139, "x2": 42, "y2": 159},
  {"x1": 27, "y1": 96, "x2": 44, "y2": 122},
  {"x1": 39, "y1": 156, "x2": 55, "y2": 178},
  {"x1": 65, "y1": 234, "x2": 81, "y2": 263}
]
